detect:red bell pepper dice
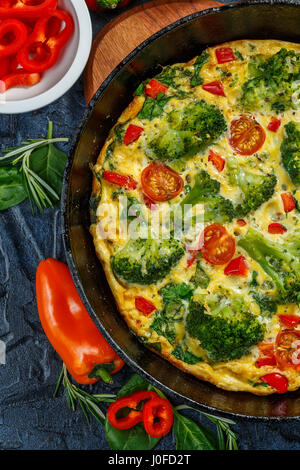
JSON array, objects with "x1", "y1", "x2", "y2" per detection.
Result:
[
  {"x1": 17, "y1": 9, "x2": 74, "y2": 73},
  {"x1": 107, "y1": 391, "x2": 158, "y2": 430},
  {"x1": 0, "y1": 71, "x2": 41, "y2": 93},
  {"x1": 0, "y1": 0, "x2": 57, "y2": 18},
  {"x1": 145, "y1": 79, "x2": 168, "y2": 99},
  {"x1": 103, "y1": 171, "x2": 138, "y2": 190},
  {"x1": 268, "y1": 223, "x2": 287, "y2": 234},
  {"x1": 279, "y1": 315, "x2": 300, "y2": 328},
  {"x1": 135, "y1": 297, "x2": 156, "y2": 316},
  {"x1": 215, "y1": 47, "x2": 235, "y2": 64},
  {"x1": 142, "y1": 396, "x2": 173, "y2": 438},
  {"x1": 224, "y1": 255, "x2": 248, "y2": 276},
  {"x1": 123, "y1": 124, "x2": 144, "y2": 145},
  {"x1": 202, "y1": 81, "x2": 226, "y2": 96},
  {"x1": 237, "y1": 219, "x2": 247, "y2": 227},
  {"x1": 0, "y1": 19, "x2": 28, "y2": 58},
  {"x1": 261, "y1": 373, "x2": 288, "y2": 394},
  {"x1": 267, "y1": 117, "x2": 281, "y2": 132},
  {"x1": 256, "y1": 356, "x2": 277, "y2": 368},
  {"x1": 281, "y1": 192, "x2": 296, "y2": 213},
  {"x1": 208, "y1": 149, "x2": 225, "y2": 172}
]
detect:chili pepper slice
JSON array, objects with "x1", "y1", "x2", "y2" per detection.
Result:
[
  {"x1": 135, "y1": 297, "x2": 156, "y2": 316},
  {"x1": 202, "y1": 81, "x2": 226, "y2": 97},
  {"x1": 103, "y1": 171, "x2": 138, "y2": 190},
  {"x1": 215, "y1": 47, "x2": 235, "y2": 64},
  {"x1": 36, "y1": 258, "x2": 124, "y2": 385},
  {"x1": 279, "y1": 315, "x2": 300, "y2": 329},
  {"x1": 281, "y1": 192, "x2": 295, "y2": 213},
  {"x1": 144, "y1": 79, "x2": 168, "y2": 99},
  {"x1": 123, "y1": 124, "x2": 144, "y2": 145},
  {"x1": 0, "y1": 0, "x2": 57, "y2": 19},
  {"x1": 267, "y1": 117, "x2": 281, "y2": 132},
  {"x1": 0, "y1": 71, "x2": 41, "y2": 92},
  {"x1": 17, "y1": 9, "x2": 74, "y2": 73},
  {"x1": 107, "y1": 391, "x2": 158, "y2": 430},
  {"x1": 208, "y1": 149, "x2": 225, "y2": 172},
  {"x1": 261, "y1": 373, "x2": 288, "y2": 393},
  {"x1": 268, "y1": 223, "x2": 287, "y2": 234},
  {"x1": 0, "y1": 19, "x2": 28, "y2": 58},
  {"x1": 143, "y1": 396, "x2": 173, "y2": 438},
  {"x1": 224, "y1": 255, "x2": 248, "y2": 276}
]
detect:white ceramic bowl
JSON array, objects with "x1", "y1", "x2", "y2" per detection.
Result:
[{"x1": 0, "y1": 0, "x2": 92, "y2": 114}]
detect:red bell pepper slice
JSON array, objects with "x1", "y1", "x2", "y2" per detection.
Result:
[
  {"x1": 202, "y1": 81, "x2": 226, "y2": 97},
  {"x1": 261, "y1": 372, "x2": 288, "y2": 394},
  {"x1": 224, "y1": 255, "x2": 248, "y2": 276},
  {"x1": 279, "y1": 315, "x2": 300, "y2": 328},
  {"x1": 215, "y1": 47, "x2": 236, "y2": 64},
  {"x1": 142, "y1": 396, "x2": 173, "y2": 438},
  {"x1": 17, "y1": 9, "x2": 74, "y2": 73},
  {"x1": 268, "y1": 223, "x2": 287, "y2": 234},
  {"x1": 107, "y1": 391, "x2": 158, "y2": 430},
  {"x1": 281, "y1": 192, "x2": 295, "y2": 213},
  {"x1": 135, "y1": 296, "x2": 156, "y2": 316},
  {"x1": 0, "y1": 0, "x2": 57, "y2": 19},
  {"x1": 236, "y1": 219, "x2": 247, "y2": 227},
  {"x1": 123, "y1": 124, "x2": 144, "y2": 145},
  {"x1": 103, "y1": 171, "x2": 138, "y2": 190},
  {"x1": 0, "y1": 71, "x2": 41, "y2": 92},
  {"x1": 267, "y1": 117, "x2": 281, "y2": 132},
  {"x1": 0, "y1": 19, "x2": 28, "y2": 58},
  {"x1": 0, "y1": 56, "x2": 11, "y2": 78},
  {"x1": 208, "y1": 149, "x2": 225, "y2": 172},
  {"x1": 144, "y1": 79, "x2": 168, "y2": 99},
  {"x1": 256, "y1": 356, "x2": 277, "y2": 368},
  {"x1": 258, "y1": 342, "x2": 275, "y2": 357}
]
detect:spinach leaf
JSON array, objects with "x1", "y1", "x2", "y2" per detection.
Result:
[
  {"x1": 171, "y1": 344, "x2": 203, "y2": 365},
  {"x1": 173, "y1": 411, "x2": 218, "y2": 450},
  {"x1": 138, "y1": 93, "x2": 172, "y2": 120},
  {"x1": 0, "y1": 166, "x2": 27, "y2": 210},
  {"x1": 105, "y1": 420, "x2": 160, "y2": 450},
  {"x1": 190, "y1": 51, "x2": 209, "y2": 87},
  {"x1": 117, "y1": 373, "x2": 154, "y2": 398}
]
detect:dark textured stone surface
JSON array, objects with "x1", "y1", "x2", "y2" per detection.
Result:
[{"x1": 0, "y1": 0, "x2": 299, "y2": 450}]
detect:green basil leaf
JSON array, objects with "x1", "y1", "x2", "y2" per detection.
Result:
[
  {"x1": 173, "y1": 411, "x2": 218, "y2": 450},
  {"x1": 0, "y1": 166, "x2": 27, "y2": 210},
  {"x1": 29, "y1": 142, "x2": 67, "y2": 203},
  {"x1": 105, "y1": 419, "x2": 160, "y2": 450}
]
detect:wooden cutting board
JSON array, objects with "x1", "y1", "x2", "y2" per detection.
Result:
[{"x1": 84, "y1": 0, "x2": 222, "y2": 103}]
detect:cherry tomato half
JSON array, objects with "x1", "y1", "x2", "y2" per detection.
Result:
[
  {"x1": 275, "y1": 329, "x2": 300, "y2": 369},
  {"x1": 200, "y1": 224, "x2": 235, "y2": 266},
  {"x1": 141, "y1": 163, "x2": 184, "y2": 202},
  {"x1": 229, "y1": 115, "x2": 266, "y2": 156}
]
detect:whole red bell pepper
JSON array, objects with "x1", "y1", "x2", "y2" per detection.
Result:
[
  {"x1": 17, "y1": 9, "x2": 74, "y2": 73},
  {"x1": 0, "y1": 0, "x2": 57, "y2": 18},
  {"x1": 107, "y1": 391, "x2": 158, "y2": 430},
  {"x1": 36, "y1": 258, "x2": 124, "y2": 385},
  {"x1": 0, "y1": 19, "x2": 28, "y2": 58}
]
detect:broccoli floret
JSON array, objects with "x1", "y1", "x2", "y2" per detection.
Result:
[
  {"x1": 238, "y1": 227, "x2": 300, "y2": 305},
  {"x1": 186, "y1": 294, "x2": 265, "y2": 362},
  {"x1": 241, "y1": 49, "x2": 300, "y2": 113},
  {"x1": 180, "y1": 170, "x2": 235, "y2": 223},
  {"x1": 227, "y1": 156, "x2": 277, "y2": 217},
  {"x1": 111, "y1": 237, "x2": 185, "y2": 285},
  {"x1": 147, "y1": 100, "x2": 227, "y2": 161},
  {"x1": 281, "y1": 121, "x2": 300, "y2": 187}
]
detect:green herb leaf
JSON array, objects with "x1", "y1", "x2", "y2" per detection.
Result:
[
  {"x1": 117, "y1": 373, "x2": 154, "y2": 398},
  {"x1": 173, "y1": 410, "x2": 218, "y2": 450},
  {"x1": 138, "y1": 93, "x2": 172, "y2": 120},
  {"x1": 105, "y1": 419, "x2": 160, "y2": 450},
  {"x1": 0, "y1": 166, "x2": 27, "y2": 210},
  {"x1": 190, "y1": 51, "x2": 209, "y2": 87}
]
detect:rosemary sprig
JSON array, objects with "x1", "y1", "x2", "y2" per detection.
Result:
[
  {"x1": 0, "y1": 121, "x2": 68, "y2": 214},
  {"x1": 175, "y1": 405, "x2": 238, "y2": 450},
  {"x1": 54, "y1": 364, "x2": 116, "y2": 425}
]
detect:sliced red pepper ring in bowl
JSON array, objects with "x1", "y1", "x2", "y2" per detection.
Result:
[
  {"x1": 17, "y1": 9, "x2": 74, "y2": 73},
  {"x1": 142, "y1": 396, "x2": 173, "y2": 438},
  {"x1": 0, "y1": 71, "x2": 41, "y2": 92},
  {"x1": 107, "y1": 391, "x2": 158, "y2": 431},
  {"x1": 0, "y1": 0, "x2": 57, "y2": 19},
  {"x1": 0, "y1": 19, "x2": 28, "y2": 58}
]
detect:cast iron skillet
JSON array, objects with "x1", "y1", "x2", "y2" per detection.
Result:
[{"x1": 62, "y1": 0, "x2": 300, "y2": 419}]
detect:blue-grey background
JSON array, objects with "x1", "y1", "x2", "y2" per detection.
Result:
[{"x1": 0, "y1": 0, "x2": 299, "y2": 450}]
